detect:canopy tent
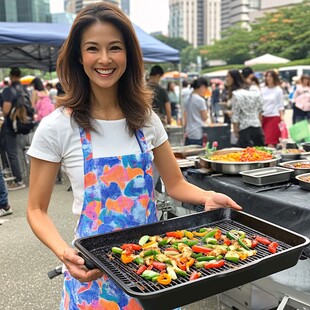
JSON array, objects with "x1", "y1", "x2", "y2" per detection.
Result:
[
  {"x1": 0, "y1": 22, "x2": 179, "y2": 72},
  {"x1": 244, "y1": 53, "x2": 290, "y2": 66}
]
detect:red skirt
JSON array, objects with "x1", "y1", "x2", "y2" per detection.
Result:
[{"x1": 262, "y1": 116, "x2": 281, "y2": 145}]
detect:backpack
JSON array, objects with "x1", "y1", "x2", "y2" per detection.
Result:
[{"x1": 9, "y1": 86, "x2": 36, "y2": 135}]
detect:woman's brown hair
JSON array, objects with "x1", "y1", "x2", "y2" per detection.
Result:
[
  {"x1": 264, "y1": 70, "x2": 280, "y2": 87},
  {"x1": 56, "y1": 2, "x2": 152, "y2": 134}
]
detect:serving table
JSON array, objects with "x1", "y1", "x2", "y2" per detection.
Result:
[{"x1": 183, "y1": 170, "x2": 310, "y2": 308}]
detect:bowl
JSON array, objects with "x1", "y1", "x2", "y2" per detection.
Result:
[
  {"x1": 200, "y1": 148, "x2": 280, "y2": 175},
  {"x1": 279, "y1": 160, "x2": 310, "y2": 177},
  {"x1": 301, "y1": 143, "x2": 310, "y2": 152},
  {"x1": 279, "y1": 149, "x2": 308, "y2": 161},
  {"x1": 295, "y1": 172, "x2": 310, "y2": 191}
]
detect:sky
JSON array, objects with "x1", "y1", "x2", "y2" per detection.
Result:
[{"x1": 49, "y1": 0, "x2": 169, "y2": 34}]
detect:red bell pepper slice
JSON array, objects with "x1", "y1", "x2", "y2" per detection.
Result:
[
  {"x1": 147, "y1": 264, "x2": 154, "y2": 270},
  {"x1": 191, "y1": 245, "x2": 213, "y2": 255},
  {"x1": 268, "y1": 242, "x2": 279, "y2": 254},
  {"x1": 255, "y1": 236, "x2": 271, "y2": 245},
  {"x1": 223, "y1": 238, "x2": 231, "y2": 246},
  {"x1": 204, "y1": 260, "x2": 225, "y2": 269},
  {"x1": 251, "y1": 239, "x2": 258, "y2": 248},
  {"x1": 214, "y1": 229, "x2": 222, "y2": 240},
  {"x1": 152, "y1": 261, "x2": 166, "y2": 271},
  {"x1": 136, "y1": 265, "x2": 147, "y2": 275},
  {"x1": 166, "y1": 230, "x2": 184, "y2": 239},
  {"x1": 120, "y1": 243, "x2": 142, "y2": 251},
  {"x1": 189, "y1": 271, "x2": 201, "y2": 281}
]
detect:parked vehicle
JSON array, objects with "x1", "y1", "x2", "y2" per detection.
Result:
[{"x1": 278, "y1": 66, "x2": 310, "y2": 84}]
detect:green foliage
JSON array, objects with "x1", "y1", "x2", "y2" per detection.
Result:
[
  {"x1": 154, "y1": 35, "x2": 190, "y2": 51},
  {"x1": 201, "y1": 0, "x2": 310, "y2": 65},
  {"x1": 180, "y1": 45, "x2": 200, "y2": 71},
  {"x1": 204, "y1": 25, "x2": 254, "y2": 64}
]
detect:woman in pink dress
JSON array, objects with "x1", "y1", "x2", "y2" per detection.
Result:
[{"x1": 30, "y1": 77, "x2": 54, "y2": 121}]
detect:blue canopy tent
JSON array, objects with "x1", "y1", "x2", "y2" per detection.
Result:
[{"x1": 0, "y1": 22, "x2": 179, "y2": 72}]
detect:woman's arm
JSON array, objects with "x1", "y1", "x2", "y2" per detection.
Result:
[
  {"x1": 30, "y1": 90, "x2": 37, "y2": 108},
  {"x1": 153, "y1": 141, "x2": 242, "y2": 211},
  {"x1": 27, "y1": 158, "x2": 102, "y2": 282}
]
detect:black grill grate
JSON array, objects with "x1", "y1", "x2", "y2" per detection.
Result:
[{"x1": 90, "y1": 218, "x2": 292, "y2": 294}]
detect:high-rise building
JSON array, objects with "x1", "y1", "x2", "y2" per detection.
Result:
[
  {"x1": 0, "y1": 0, "x2": 51, "y2": 22},
  {"x1": 169, "y1": 0, "x2": 221, "y2": 48},
  {"x1": 221, "y1": 0, "x2": 250, "y2": 32},
  {"x1": 249, "y1": 0, "x2": 303, "y2": 22}
]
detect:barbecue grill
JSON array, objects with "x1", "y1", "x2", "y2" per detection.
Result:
[{"x1": 75, "y1": 209, "x2": 309, "y2": 310}]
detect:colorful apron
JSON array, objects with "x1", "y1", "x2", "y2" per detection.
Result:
[{"x1": 61, "y1": 128, "x2": 157, "y2": 310}]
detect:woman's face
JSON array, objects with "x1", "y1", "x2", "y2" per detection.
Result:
[
  {"x1": 80, "y1": 22, "x2": 127, "y2": 92},
  {"x1": 302, "y1": 77, "x2": 310, "y2": 87},
  {"x1": 226, "y1": 73, "x2": 233, "y2": 87},
  {"x1": 265, "y1": 73, "x2": 274, "y2": 86}
]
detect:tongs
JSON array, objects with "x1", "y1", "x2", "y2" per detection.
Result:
[{"x1": 255, "y1": 182, "x2": 292, "y2": 193}]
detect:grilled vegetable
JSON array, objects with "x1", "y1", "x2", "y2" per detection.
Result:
[
  {"x1": 157, "y1": 273, "x2": 172, "y2": 285},
  {"x1": 136, "y1": 265, "x2": 147, "y2": 275},
  {"x1": 189, "y1": 271, "x2": 201, "y2": 281},
  {"x1": 121, "y1": 243, "x2": 141, "y2": 251},
  {"x1": 191, "y1": 245, "x2": 212, "y2": 255},
  {"x1": 256, "y1": 236, "x2": 271, "y2": 245},
  {"x1": 138, "y1": 235, "x2": 150, "y2": 246},
  {"x1": 268, "y1": 242, "x2": 279, "y2": 254},
  {"x1": 111, "y1": 247, "x2": 123, "y2": 254},
  {"x1": 204, "y1": 259, "x2": 225, "y2": 269},
  {"x1": 134, "y1": 257, "x2": 145, "y2": 265},
  {"x1": 225, "y1": 251, "x2": 239, "y2": 263},
  {"x1": 141, "y1": 270, "x2": 160, "y2": 281}
]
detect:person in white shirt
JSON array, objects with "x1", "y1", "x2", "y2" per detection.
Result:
[
  {"x1": 26, "y1": 3, "x2": 241, "y2": 310},
  {"x1": 261, "y1": 70, "x2": 285, "y2": 147}
]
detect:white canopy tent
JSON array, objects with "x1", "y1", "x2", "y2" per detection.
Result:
[{"x1": 244, "y1": 53, "x2": 290, "y2": 66}]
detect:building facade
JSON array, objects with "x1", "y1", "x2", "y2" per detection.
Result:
[
  {"x1": 65, "y1": 0, "x2": 120, "y2": 13},
  {"x1": 0, "y1": 0, "x2": 51, "y2": 22},
  {"x1": 169, "y1": 0, "x2": 221, "y2": 48},
  {"x1": 121, "y1": 0, "x2": 130, "y2": 16}
]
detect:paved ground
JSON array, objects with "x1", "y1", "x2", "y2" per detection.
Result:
[{"x1": 1, "y1": 178, "x2": 220, "y2": 310}]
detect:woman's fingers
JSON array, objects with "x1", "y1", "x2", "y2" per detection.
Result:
[{"x1": 62, "y1": 247, "x2": 103, "y2": 282}]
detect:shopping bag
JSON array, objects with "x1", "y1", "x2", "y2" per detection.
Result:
[
  {"x1": 289, "y1": 120, "x2": 310, "y2": 142},
  {"x1": 278, "y1": 121, "x2": 289, "y2": 140}
]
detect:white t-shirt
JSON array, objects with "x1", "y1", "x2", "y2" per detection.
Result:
[
  {"x1": 28, "y1": 107, "x2": 168, "y2": 215},
  {"x1": 261, "y1": 86, "x2": 284, "y2": 117}
]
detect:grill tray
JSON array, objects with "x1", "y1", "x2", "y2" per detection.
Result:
[{"x1": 75, "y1": 209, "x2": 309, "y2": 310}]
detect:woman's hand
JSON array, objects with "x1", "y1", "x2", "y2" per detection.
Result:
[
  {"x1": 203, "y1": 191, "x2": 242, "y2": 212},
  {"x1": 62, "y1": 247, "x2": 103, "y2": 282}
]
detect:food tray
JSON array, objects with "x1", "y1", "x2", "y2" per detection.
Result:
[
  {"x1": 279, "y1": 149, "x2": 310, "y2": 161},
  {"x1": 75, "y1": 209, "x2": 309, "y2": 310},
  {"x1": 239, "y1": 167, "x2": 293, "y2": 186},
  {"x1": 200, "y1": 156, "x2": 280, "y2": 175},
  {"x1": 296, "y1": 172, "x2": 310, "y2": 191},
  {"x1": 279, "y1": 160, "x2": 310, "y2": 177}
]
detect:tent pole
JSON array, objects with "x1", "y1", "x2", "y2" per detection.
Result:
[{"x1": 177, "y1": 62, "x2": 185, "y2": 145}]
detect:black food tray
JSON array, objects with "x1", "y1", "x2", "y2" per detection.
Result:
[{"x1": 74, "y1": 209, "x2": 309, "y2": 310}]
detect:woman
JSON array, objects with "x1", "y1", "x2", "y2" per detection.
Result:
[
  {"x1": 183, "y1": 77, "x2": 208, "y2": 146},
  {"x1": 294, "y1": 74, "x2": 310, "y2": 122},
  {"x1": 227, "y1": 70, "x2": 264, "y2": 148},
  {"x1": 261, "y1": 70, "x2": 285, "y2": 147},
  {"x1": 30, "y1": 77, "x2": 54, "y2": 121},
  {"x1": 27, "y1": 3, "x2": 241, "y2": 309}
]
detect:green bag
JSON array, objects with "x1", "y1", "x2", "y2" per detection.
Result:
[{"x1": 289, "y1": 120, "x2": 310, "y2": 142}]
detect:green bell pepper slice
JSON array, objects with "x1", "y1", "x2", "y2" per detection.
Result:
[{"x1": 111, "y1": 247, "x2": 123, "y2": 255}]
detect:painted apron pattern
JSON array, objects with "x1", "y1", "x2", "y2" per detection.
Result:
[{"x1": 61, "y1": 128, "x2": 157, "y2": 310}]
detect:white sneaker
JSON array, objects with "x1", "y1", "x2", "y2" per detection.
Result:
[
  {"x1": 7, "y1": 181, "x2": 26, "y2": 191},
  {"x1": 0, "y1": 206, "x2": 13, "y2": 217}
]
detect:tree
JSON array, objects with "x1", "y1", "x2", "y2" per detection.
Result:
[
  {"x1": 154, "y1": 35, "x2": 190, "y2": 51},
  {"x1": 251, "y1": 0, "x2": 310, "y2": 60},
  {"x1": 202, "y1": 25, "x2": 254, "y2": 64},
  {"x1": 180, "y1": 45, "x2": 200, "y2": 72}
]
